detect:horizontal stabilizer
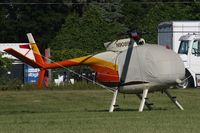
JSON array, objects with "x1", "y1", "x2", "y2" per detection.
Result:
[{"x1": 4, "y1": 48, "x2": 43, "y2": 68}]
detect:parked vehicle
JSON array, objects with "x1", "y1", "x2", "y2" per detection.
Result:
[{"x1": 158, "y1": 21, "x2": 200, "y2": 88}]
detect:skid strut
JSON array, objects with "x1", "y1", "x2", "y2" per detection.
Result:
[
  {"x1": 137, "y1": 94, "x2": 153, "y2": 111},
  {"x1": 164, "y1": 90, "x2": 184, "y2": 110},
  {"x1": 139, "y1": 89, "x2": 149, "y2": 112},
  {"x1": 109, "y1": 89, "x2": 118, "y2": 112}
]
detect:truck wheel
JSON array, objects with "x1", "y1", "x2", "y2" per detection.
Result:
[
  {"x1": 177, "y1": 71, "x2": 194, "y2": 89},
  {"x1": 177, "y1": 78, "x2": 189, "y2": 89}
]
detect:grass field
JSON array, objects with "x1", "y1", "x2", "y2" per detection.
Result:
[{"x1": 0, "y1": 85, "x2": 200, "y2": 133}]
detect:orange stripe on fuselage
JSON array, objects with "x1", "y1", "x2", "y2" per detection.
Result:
[
  {"x1": 45, "y1": 55, "x2": 120, "y2": 85},
  {"x1": 44, "y1": 56, "x2": 91, "y2": 69},
  {"x1": 71, "y1": 56, "x2": 120, "y2": 85},
  {"x1": 45, "y1": 55, "x2": 118, "y2": 71},
  {"x1": 45, "y1": 60, "x2": 81, "y2": 69}
]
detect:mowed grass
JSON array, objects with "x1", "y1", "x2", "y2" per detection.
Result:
[{"x1": 0, "y1": 86, "x2": 200, "y2": 133}]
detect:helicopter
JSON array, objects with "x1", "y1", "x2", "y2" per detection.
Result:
[{"x1": 4, "y1": 32, "x2": 185, "y2": 112}]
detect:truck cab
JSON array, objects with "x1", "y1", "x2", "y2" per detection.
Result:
[{"x1": 178, "y1": 34, "x2": 200, "y2": 88}]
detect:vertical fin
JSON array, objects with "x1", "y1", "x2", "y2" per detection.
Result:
[
  {"x1": 27, "y1": 33, "x2": 44, "y2": 65},
  {"x1": 27, "y1": 33, "x2": 46, "y2": 89}
]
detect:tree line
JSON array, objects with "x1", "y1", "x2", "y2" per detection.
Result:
[{"x1": 0, "y1": 0, "x2": 200, "y2": 61}]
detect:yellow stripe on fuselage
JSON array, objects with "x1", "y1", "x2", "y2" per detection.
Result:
[{"x1": 70, "y1": 56, "x2": 118, "y2": 71}]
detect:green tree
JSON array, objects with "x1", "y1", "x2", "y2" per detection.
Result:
[
  {"x1": 0, "y1": 54, "x2": 12, "y2": 76},
  {"x1": 0, "y1": 0, "x2": 68, "y2": 54},
  {"x1": 51, "y1": 49, "x2": 88, "y2": 61},
  {"x1": 122, "y1": 1, "x2": 152, "y2": 32},
  {"x1": 121, "y1": 1, "x2": 196, "y2": 43},
  {"x1": 140, "y1": 3, "x2": 193, "y2": 43},
  {"x1": 50, "y1": 5, "x2": 127, "y2": 60}
]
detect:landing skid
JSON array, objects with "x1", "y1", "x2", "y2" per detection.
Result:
[
  {"x1": 164, "y1": 90, "x2": 184, "y2": 110},
  {"x1": 109, "y1": 89, "x2": 184, "y2": 112},
  {"x1": 109, "y1": 89, "x2": 153, "y2": 112}
]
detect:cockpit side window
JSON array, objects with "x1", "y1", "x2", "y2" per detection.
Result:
[
  {"x1": 192, "y1": 40, "x2": 200, "y2": 56},
  {"x1": 178, "y1": 40, "x2": 189, "y2": 54}
]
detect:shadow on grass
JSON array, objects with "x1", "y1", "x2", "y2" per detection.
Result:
[
  {"x1": 0, "y1": 107, "x2": 169, "y2": 115},
  {"x1": 0, "y1": 110, "x2": 87, "y2": 115},
  {"x1": 85, "y1": 107, "x2": 168, "y2": 112}
]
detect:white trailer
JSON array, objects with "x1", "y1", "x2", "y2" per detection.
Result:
[
  {"x1": 158, "y1": 21, "x2": 200, "y2": 88},
  {"x1": 0, "y1": 43, "x2": 39, "y2": 84},
  {"x1": 0, "y1": 43, "x2": 35, "y2": 61},
  {"x1": 158, "y1": 21, "x2": 200, "y2": 53}
]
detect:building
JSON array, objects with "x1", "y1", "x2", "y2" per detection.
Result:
[{"x1": 0, "y1": 43, "x2": 39, "y2": 84}]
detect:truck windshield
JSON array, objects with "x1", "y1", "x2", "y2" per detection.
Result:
[{"x1": 178, "y1": 40, "x2": 189, "y2": 54}]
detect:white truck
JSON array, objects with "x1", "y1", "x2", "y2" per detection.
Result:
[{"x1": 158, "y1": 21, "x2": 200, "y2": 88}]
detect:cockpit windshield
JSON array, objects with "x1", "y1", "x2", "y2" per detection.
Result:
[{"x1": 178, "y1": 40, "x2": 189, "y2": 54}]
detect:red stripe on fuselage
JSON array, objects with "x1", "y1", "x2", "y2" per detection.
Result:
[{"x1": 90, "y1": 64, "x2": 119, "y2": 84}]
